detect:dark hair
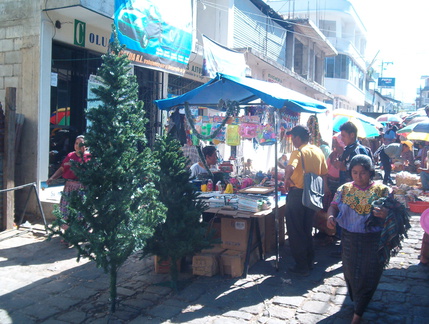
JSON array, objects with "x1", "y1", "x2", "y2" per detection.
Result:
[
  {"x1": 202, "y1": 145, "x2": 216, "y2": 158},
  {"x1": 339, "y1": 121, "x2": 357, "y2": 136},
  {"x1": 286, "y1": 125, "x2": 310, "y2": 142},
  {"x1": 348, "y1": 154, "x2": 375, "y2": 178}
]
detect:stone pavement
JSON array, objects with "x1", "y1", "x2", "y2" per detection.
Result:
[{"x1": 1, "y1": 213, "x2": 428, "y2": 324}]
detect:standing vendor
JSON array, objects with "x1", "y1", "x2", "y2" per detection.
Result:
[{"x1": 190, "y1": 145, "x2": 218, "y2": 179}]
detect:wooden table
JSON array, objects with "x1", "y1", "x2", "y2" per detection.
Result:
[{"x1": 203, "y1": 200, "x2": 286, "y2": 277}]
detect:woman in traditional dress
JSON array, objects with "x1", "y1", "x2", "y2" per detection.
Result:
[
  {"x1": 327, "y1": 154, "x2": 390, "y2": 324},
  {"x1": 47, "y1": 135, "x2": 90, "y2": 225}
]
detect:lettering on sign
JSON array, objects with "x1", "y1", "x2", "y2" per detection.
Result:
[
  {"x1": 74, "y1": 20, "x2": 86, "y2": 47},
  {"x1": 88, "y1": 33, "x2": 108, "y2": 47}
]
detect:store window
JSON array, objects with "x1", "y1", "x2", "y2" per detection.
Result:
[
  {"x1": 49, "y1": 42, "x2": 102, "y2": 178},
  {"x1": 168, "y1": 74, "x2": 203, "y2": 96}
]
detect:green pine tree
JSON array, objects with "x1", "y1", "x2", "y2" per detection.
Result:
[
  {"x1": 143, "y1": 135, "x2": 216, "y2": 290},
  {"x1": 49, "y1": 27, "x2": 166, "y2": 313}
]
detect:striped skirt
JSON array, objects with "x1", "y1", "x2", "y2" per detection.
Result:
[
  {"x1": 341, "y1": 228, "x2": 384, "y2": 317},
  {"x1": 59, "y1": 180, "x2": 84, "y2": 219}
]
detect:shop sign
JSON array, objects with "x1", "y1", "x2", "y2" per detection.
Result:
[
  {"x1": 184, "y1": 62, "x2": 208, "y2": 82},
  {"x1": 378, "y1": 77, "x2": 396, "y2": 88},
  {"x1": 114, "y1": 0, "x2": 193, "y2": 75},
  {"x1": 266, "y1": 73, "x2": 284, "y2": 85},
  {"x1": 74, "y1": 20, "x2": 86, "y2": 47},
  {"x1": 73, "y1": 19, "x2": 109, "y2": 51}
]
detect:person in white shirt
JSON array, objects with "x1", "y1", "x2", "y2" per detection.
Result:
[{"x1": 190, "y1": 145, "x2": 217, "y2": 179}]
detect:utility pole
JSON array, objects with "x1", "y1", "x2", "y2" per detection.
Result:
[{"x1": 379, "y1": 60, "x2": 393, "y2": 96}]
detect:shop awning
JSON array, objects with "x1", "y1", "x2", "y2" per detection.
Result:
[{"x1": 154, "y1": 73, "x2": 328, "y2": 113}]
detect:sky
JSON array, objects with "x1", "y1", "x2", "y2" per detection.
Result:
[{"x1": 351, "y1": 0, "x2": 429, "y2": 103}]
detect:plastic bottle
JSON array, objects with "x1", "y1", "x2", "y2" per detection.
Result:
[{"x1": 207, "y1": 179, "x2": 213, "y2": 192}]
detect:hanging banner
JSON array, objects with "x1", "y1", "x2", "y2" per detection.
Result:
[
  {"x1": 202, "y1": 35, "x2": 249, "y2": 78},
  {"x1": 114, "y1": 0, "x2": 193, "y2": 75}
]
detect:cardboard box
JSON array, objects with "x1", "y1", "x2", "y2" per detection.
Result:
[
  {"x1": 220, "y1": 248, "x2": 260, "y2": 278},
  {"x1": 154, "y1": 256, "x2": 181, "y2": 274},
  {"x1": 221, "y1": 217, "x2": 265, "y2": 252},
  {"x1": 220, "y1": 250, "x2": 245, "y2": 277},
  {"x1": 193, "y1": 246, "x2": 225, "y2": 277},
  {"x1": 201, "y1": 244, "x2": 225, "y2": 254},
  {"x1": 206, "y1": 217, "x2": 222, "y2": 239}
]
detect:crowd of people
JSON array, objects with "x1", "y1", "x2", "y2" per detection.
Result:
[
  {"x1": 283, "y1": 122, "x2": 415, "y2": 324},
  {"x1": 49, "y1": 115, "x2": 424, "y2": 324}
]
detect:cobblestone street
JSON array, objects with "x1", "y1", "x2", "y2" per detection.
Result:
[{"x1": 0, "y1": 212, "x2": 428, "y2": 323}]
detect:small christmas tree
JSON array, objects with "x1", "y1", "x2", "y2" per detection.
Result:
[
  {"x1": 143, "y1": 135, "x2": 216, "y2": 290},
  {"x1": 49, "y1": 27, "x2": 166, "y2": 312}
]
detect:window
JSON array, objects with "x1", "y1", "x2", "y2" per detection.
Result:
[
  {"x1": 319, "y1": 20, "x2": 336, "y2": 37},
  {"x1": 325, "y1": 54, "x2": 364, "y2": 89}
]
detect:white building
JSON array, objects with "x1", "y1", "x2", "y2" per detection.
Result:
[{"x1": 267, "y1": 0, "x2": 367, "y2": 111}]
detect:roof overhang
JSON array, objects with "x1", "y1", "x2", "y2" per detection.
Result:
[
  {"x1": 43, "y1": 4, "x2": 113, "y2": 27},
  {"x1": 240, "y1": 48, "x2": 333, "y2": 102},
  {"x1": 289, "y1": 19, "x2": 338, "y2": 57}
]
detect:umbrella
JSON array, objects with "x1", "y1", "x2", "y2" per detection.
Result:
[
  {"x1": 333, "y1": 109, "x2": 383, "y2": 128},
  {"x1": 399, "y1": 121, "x2": 429, "y2": 141},
  {"x1": 376, "y1": 114, "x2": 402, "y2": 124},
  {"x1": 332, "y1": 109, "x2": 382, "y2": 138},
  {"x1": 50, "y1": 108, "x2": 70, "y2": 125},
  {"x1": 406, "y1": 116, "x2": 428, "y2": 126},
  {"x1": 403, "y1": 110, "x2": 427, "y2": 125},
  {"x1": 397, "y1": 123, "x2": 418, "y2": 136},
  {"x1": 333, "y1": 115, "x2": 381, "y2": 138}
]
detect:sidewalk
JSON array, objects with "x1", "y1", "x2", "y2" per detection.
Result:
[{"x1": 1, "y1": 213, "x2": 428, "y2": 324}]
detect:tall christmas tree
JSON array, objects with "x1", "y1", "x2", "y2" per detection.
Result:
[
  {"x1": 143, "y1": 135, "x2": 216, "y2": 289},
  {"x1": 49, "y1": 28, "x2": 166, "y2": 312}
]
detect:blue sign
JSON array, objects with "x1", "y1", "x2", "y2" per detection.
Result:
[
  {"x1": 114, "y1": 0, "x2": 193, "y2": 75},
  {"x1": 378, "y1": 77, "x2": 396, "y2": 88}
]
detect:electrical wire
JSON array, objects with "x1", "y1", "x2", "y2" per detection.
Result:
[{"x1": 199, "y1": 0, "x2": 365, "y2": 45}]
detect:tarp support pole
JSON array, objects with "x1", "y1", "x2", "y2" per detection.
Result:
[{"x1": 274, "y1": 109, "x2": 280, "y2": 271}]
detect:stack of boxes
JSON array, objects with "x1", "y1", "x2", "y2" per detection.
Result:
[
  {"x1": 192, "y1": 216, "x2": 267, "y2": 278},
  {"x1": 192, "y1": 204, "x2": 286, "y2": 278},
  {"x1": 219, "y1": 217, "x2": 264, "y2": 277}
]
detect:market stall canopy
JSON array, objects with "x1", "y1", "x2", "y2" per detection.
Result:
[{"x1": 154, "y1": 73, "x2": 328, "y2": 113}]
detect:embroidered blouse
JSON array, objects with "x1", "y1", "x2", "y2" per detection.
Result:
[{"x1": 331, "y1": 182, "x2": 389, "y2": 233}]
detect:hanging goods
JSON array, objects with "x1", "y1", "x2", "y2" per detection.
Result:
[
  {"x1": 212, "y1": 123, "x2": 226, "y2": 141},
  {"x1": 299, "y1": 149, "x2": 324, "y2": 211},
  {"x1": 257, "y1": 124, "x2": 276, "y2": 146},
  {"x1": 239, "y1": 123, "x2": 258, "y2": 138},
  {"x1": 226, "y1": 124, "x2": 240, "y2": 146}
]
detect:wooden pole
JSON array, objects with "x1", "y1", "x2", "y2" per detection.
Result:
[{"x1": 3, "y1": 87, "x2": 16, "y2": 230}]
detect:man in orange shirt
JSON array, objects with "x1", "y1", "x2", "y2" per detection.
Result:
[{"x1": 284, "y1": 126, "x2": 328, "y2": 276}]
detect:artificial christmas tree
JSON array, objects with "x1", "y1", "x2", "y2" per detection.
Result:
[
  {"x1": 143, "y1": 135, "x2": 217, "y2": 290},
  {"x1": 49, "y1": 28, "x2": 166, "y2": 312}
]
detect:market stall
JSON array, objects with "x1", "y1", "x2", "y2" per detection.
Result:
[{"x1": 154, "y1": 72, "x2": 329, "y2": 273}]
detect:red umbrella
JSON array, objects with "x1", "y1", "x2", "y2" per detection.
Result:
[
  {"x1": 376, "y1": 114, "x2": 402, "y2": 124},
  {"x1": 50, "y1": 108, "x2": 70, "y2": 125}
]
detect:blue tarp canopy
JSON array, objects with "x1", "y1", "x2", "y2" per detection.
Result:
[{"x1": 154, "y1": 73, "x2": 328, "y2": 113}]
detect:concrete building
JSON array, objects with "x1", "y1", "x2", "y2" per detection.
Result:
[
  {"x1": 418, "y1": 77, "x2": 429, "y2": 108},
  {"x1": 267, "y1": 0, "x2": 367, "y2": 111},
  {"x1": 0, "y1": 0, "x2": 335, "y2": 225}
]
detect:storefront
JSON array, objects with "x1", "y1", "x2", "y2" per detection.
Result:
[{"x1": 39, "y1": 8, "x2": 206, "y2": 204}]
